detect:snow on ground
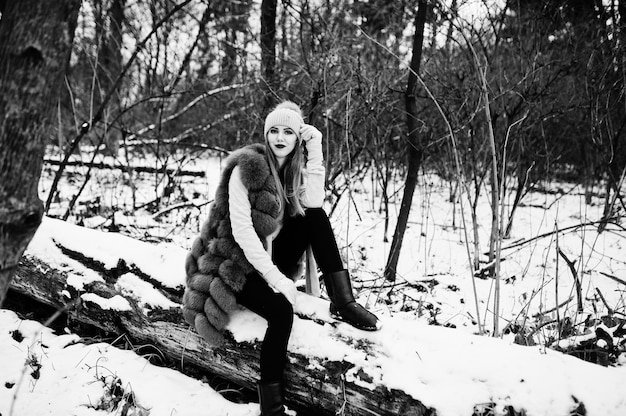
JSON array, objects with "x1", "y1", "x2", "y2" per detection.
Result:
[
  {"x1": 3, "y1": 294, "x2": 626, "y2": 416},
  {"x1": 1, "y1": 148, "x2": 623, "y2": 415},
  {"x1": 288, "y1": 295, "x2": 626, "y2": 416},
  {"x1": 6, "y1": 212, "x2": 626, "y2": 416},
  {"x1": 328, "y1": 173, "x2": 626, "y2": 339},
  {"x1": 0, "y1": 309, "x2": 258, "y2": 416}
]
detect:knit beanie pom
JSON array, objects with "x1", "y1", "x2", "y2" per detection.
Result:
[{"x1": 264, "y1": 101, "x2": 304, "y2": 140}]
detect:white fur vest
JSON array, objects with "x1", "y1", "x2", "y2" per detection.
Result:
[{"x1": 182, "y1": 143, "x2": 282, "y2": 345}]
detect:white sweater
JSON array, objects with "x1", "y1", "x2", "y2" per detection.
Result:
[{"x1": 228, "y1": 138, "x2": 325, "y2": 289}]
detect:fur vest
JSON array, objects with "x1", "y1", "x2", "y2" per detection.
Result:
[{"x1": 182, "y1": 143, "x2": 282, "y2": 345}]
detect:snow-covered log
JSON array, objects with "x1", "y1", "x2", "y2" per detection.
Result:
[
  {"x1": 10, "y1": 217, "x2": 431, "y2": 416},
  {"x1": 9, "y1": 217, "x2": 626, "y2": 416}
]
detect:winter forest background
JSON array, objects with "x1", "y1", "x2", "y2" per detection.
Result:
[{"x1": 1, "y1": 1, "x2": 626, "y2": 415}]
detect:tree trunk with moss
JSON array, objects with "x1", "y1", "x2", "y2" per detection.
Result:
[{"x1": 0, "y1": 0, "x2": 80, "y2": 306}]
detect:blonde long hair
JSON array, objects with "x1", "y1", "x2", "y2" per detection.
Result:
[{"x1": 266, "y1": 140, "x2": 305, "y2": 217}]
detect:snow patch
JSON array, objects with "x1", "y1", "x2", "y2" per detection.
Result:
[{"x1": 81, "y1": 293, "x2": 132, "y2": 311}]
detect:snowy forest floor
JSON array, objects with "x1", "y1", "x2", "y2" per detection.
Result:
[{"x1": 2, "y1": 146, "x2": 625, "y2": 416}]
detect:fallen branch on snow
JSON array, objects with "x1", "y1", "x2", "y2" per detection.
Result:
[{"x1": 44, "y1": 158, "x2": 205, "y2": 177}]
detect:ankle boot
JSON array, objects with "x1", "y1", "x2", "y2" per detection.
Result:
[
  {"x1": 323, "y1": 270, "x2": 382, "y2": 331},
  {"x1": 257, "y1": 381, "x2": 285, "y2": 416}
]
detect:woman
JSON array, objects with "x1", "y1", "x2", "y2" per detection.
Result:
[{"x1": 182, "y1": 101, "x2": 380, "y2": 415}]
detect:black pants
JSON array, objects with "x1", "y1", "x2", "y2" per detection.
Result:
[{"x1": 236, "y1": 208, "x2": 343, "y2": 382}]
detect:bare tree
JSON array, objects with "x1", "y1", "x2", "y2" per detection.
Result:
[
  {"x1": 384, "y1": 0, "x2": 429, "y2": 282},
  {"x1": 0, "y1": 0, "x2": 81, "y2": 306}
]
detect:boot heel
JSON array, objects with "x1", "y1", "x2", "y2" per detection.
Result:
[
  {"x1": 257, "y1": 381, "x2": 285, "y2": 416},
  {"x1": 324, "y1": 270, "x2": 382, "y2": 331}
]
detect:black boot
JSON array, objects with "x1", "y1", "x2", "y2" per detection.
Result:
[
  {"x1": 323, "y1": 270, "x2": 382, "y2": 331},
  {"x1": 257, "y1": 381, "x2": 285, "y2": 416}
]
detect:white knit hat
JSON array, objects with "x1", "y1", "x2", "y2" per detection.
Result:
[{"x1": 264, "y1": 101, "x2": 304, "y2": 141}]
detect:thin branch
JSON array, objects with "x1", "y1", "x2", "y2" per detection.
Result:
[
  {"x1": 598, "y1": 271, "x2": 626, "y2": 286},
  {"x1": 557, "y1": 248, "x2": 583, "y2": 313},
  {"x1": 496, "y1": 217, "x2": 619, "y2": 253},
  {"x1": 44, "y1": 0, "x2": 194, "y2": 213},
  {"x1": 124, "y1": 83, "x2": 247, "y2": 143}
]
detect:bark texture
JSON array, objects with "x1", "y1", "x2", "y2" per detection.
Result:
[
  {"x1": 0, "y1": 0, "x2": 80, "y2": 306},
  {"x1": 260, "y1": 0, "x2": 278, "y2": 109}
]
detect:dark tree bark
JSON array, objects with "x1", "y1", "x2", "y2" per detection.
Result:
[
  {"x1": 102, "y1": 0, "x2": 125, "y2": 87},
  {"x1": 384, "y1": 1, "x2": 428, "y2": 282},
  {"x1": 97, "y1": 0, "x2": 125, "y2": 151},
  {"x1": 260, "y1": 0, "x2": 277, "y2": 109},
  {"x1": 0, "y1": 0, "x2": 81, "y2": 306}
]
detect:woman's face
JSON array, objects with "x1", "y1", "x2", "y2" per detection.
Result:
[{"x1": 267, "y1": 125, "x2": 298, "y2": 164}]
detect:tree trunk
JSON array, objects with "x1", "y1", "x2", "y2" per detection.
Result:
[
  {"x1": 504, "y1": 160, "x2": 532, "y2": 238},
  {"x1": 384, "y1": 1, "x2": 428, "y2": 282},
  {"x1": 0, "y1": 0, "x2": 80, "y2": 306},
  {"x1": 9, "y1": 217, "x2": 433, "y2": 416},
  {"x1": 98, "y1": 0, "x2": 125, "y2": 151},
  {"x1": 260, "y1": 0, "x2": 278, "y2": 109},
  {"x1": 486, "y1": 102, "x2": 502, "y2": 337}
]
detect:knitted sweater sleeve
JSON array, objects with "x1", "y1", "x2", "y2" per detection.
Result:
[
  {"x1": 300, "y1": 136, "x2": 325, "y2": 208},
  {"x1": 229, "y1": 166, "x2": 284, "y2": 288}
]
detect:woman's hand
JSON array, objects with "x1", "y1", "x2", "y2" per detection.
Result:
[
  {"x1": 274, "y1": 278, "x2": 297, "y2": 305},
  {"x1": 300, "y1": 124, "x2": 322, "y2": 144}
]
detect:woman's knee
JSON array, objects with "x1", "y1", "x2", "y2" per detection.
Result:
[
  {"x1": 304, "y1": 207, "x2": 332, "y2": 227},
  {"x1": 266, "y1": 295, "x2": 294, "y2": 328},
  {"x1": 304, "y1": 207, "x2": 327, "y2": 220}
]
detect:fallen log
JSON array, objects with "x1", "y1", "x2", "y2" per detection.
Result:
[
  {"x1": 10, "y1": 217, "x2": 626, "y2": 416},
  {"x1": 10, "y1": 217, "x2": 432, "y2": 416},
  {"x1": 44, "y1": 158, "x2": 206, "y2": 177}
]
